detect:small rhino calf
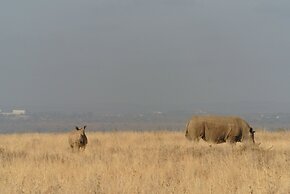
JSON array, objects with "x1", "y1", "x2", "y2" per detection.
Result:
[{"x1": 68, "y1": 126, "x2": 88, "y2": 151}]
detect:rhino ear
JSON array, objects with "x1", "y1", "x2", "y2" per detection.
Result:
[
  {"x1": 84, "y1": 125, "x2": 87, "y2": 129},
  {"x1": 75, "y1": 126, "x2": 80, "y2": 130}
]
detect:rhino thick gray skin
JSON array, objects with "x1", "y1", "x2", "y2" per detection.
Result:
[{"x1": 185, "y1": 115, "x2": 255, "y2": 144}]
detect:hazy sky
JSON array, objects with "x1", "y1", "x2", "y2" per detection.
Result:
[{"x1": 1, "y1": 0, "x2": 290, "y2": 113}]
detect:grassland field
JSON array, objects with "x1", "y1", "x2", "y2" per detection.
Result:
[{"x1": 0, "y1": 130, "x2": 290, "y2": 194}]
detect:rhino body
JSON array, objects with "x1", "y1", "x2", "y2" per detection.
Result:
[
  {"x1": 68, "y1": 126, "x2": 88, "y2": 150},
  {"x1": 185, "y1": 115, "x2": 255, "y2": 144}
]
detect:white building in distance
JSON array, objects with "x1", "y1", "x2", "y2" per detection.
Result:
[
  {"x1": 1, "y1": 109, "x2": 26, "y2": 116},
  {"x1": 12, "y1": 110, "x2": 26, "y2": 115}
]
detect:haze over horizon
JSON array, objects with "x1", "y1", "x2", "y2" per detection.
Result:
[{"x1": 1, "y1": 0, "x2": 290, "y2": 114}]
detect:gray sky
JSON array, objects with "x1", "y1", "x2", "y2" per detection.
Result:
[{"x1": 1, "y1": 0, "x2": 290, "y2": 113}]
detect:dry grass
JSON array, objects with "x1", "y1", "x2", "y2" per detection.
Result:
[{"x1": 0, "y1": 130, "x2": 290, "y2": 194}]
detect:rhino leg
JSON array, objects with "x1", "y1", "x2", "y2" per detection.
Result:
[
  {"x1": 226, "y1": 138, "x2": 237, "y2": 144},
  {"x1": 225, "y1": 128, "x2": 241, "y2": 144},
  {"x1": 226, "y1": 128, "x2": 243, "y2": 143}
]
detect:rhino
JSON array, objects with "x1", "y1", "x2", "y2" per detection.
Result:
[
  {"x1": 185, "y1": 115, "x2": 255, "y2": 144},
  {"x1": 68, "y1": 126, "x2": 88, "y2": 150}
]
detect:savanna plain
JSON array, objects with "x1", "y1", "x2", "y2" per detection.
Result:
[{"x1": 0, "y1": 130, "x2": 290, "y2": 194}]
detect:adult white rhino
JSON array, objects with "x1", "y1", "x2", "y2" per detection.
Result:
[{"x1": 185, "y1": 115, "x2": 255, "y2": 144}]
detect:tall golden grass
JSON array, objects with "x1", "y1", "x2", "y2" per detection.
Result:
[{"x1": 0, "y1": 130, "x2": 289, "y2": 194}]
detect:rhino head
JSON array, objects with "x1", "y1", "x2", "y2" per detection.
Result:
[
  {"x1": 75, "y1": 125, "x2": 87, "y2": 136},
  {"x1": 249, "y1": 128, "x2": 255, "y2": 143}
]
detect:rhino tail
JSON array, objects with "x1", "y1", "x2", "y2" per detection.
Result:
[
  {"x1": 185, "y1": 120, "x2": 190, "y2": 131},
  {"x1": 185, "y1": 120, "x2": 191, "y2": 138}
]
